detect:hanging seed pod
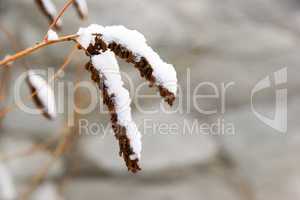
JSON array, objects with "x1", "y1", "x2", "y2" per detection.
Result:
[
  {"x1": 75, "y1": 24, "x2": 180, "y2": 172},
  {"x1": 73, "y1": 0, "x2": 88, "y2": 20},
  {"x1": 26, "y1": 70, "x2": 57, "y2": 120},
  {"x1": 35, "y1": 0, "x2": 62, "y2": 29},
  {"x1": 86, "y1": 51, "x2": 142, "y2": 173},
  {"x1": 77, "y1": 25, "x2": 177, "y2": 106}
]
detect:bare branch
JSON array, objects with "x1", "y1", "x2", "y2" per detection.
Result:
[
  {"x1": 0, "y1": 46, "x2": 76, "y2": 118},
  {"x1": 44, "y1": 0, "x2": 76, "y2": 39},
  {"x1": 0, "y1": 34, "x2": 78, "y2": 66}
]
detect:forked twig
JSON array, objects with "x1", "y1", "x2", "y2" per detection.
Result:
[
  {"x1": 42, "y1": 0, "x2": 76, "y2": 40},
  {"x1": 49, "y1": 0, "x2": 75, "y2": 30},
  {"x1": 0, "y1": 13, "x2": 178, "y2": 175}
]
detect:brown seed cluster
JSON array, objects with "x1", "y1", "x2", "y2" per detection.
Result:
[
  {"x1": 85, "y1": 61, "x2": 141, "y2": 173},
  {"x1": 81, "y1": 34, "x2": 177, "y2": 172},
  {"x1": 26, "y1": 78, "x2": 52, "y2": 120},
  {"x1": 35, "y1": 0, "x2": 61, "y2": 29},
  {"x1": 86, "y1": 34, "x2": 176, "y2": 106}
]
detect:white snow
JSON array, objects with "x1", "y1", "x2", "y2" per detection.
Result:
[
  {"x1": 77, "y1": 24, "x2": 177, "y2": 94},
  {"x1": 91, "y1": 51, "x2": 142, "y2": 160},
  {"x1": 0, "y1": 163, "x2": 16, "y2": 200},
  {"x1": 39, "y1": 0, "x2": 62, "y2": 26},
  {"x1": 75, "y1": 0, "x2": 88, "y2": 18},
  {"x1": 31, "y1": 183, "x2": 63, "y2": 200},
  {"x1": 46, "y1": 29, "x2": 58, "y2": 41},
  {"x1": 27, "y1": 70, "x2": 57, "y2": 119}
]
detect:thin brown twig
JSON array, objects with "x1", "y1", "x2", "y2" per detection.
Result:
[
  {"x1": 58, "y1": 63, "x2": 85, "y2": 188},
  {"x1": 0, "y1": 24, "x2": 19, "y2": 51},
  {"x1": 43, "y1": 0, "x2": 76, "y2": 41},
  {"x1": 2, "y1": 48, "x2": 77, "y2": 200},
  {"x1": 0, "y1": 23, "x2": 32, "y2": 71},
  {"x1": 0, "y1": 34, "x2": 78, "y2": 66},
  {"x1": 0, "y1": 2, "x2": 80, "y2": 198},
  {"x1": 0, "y1": 46, "x2": 77, "y2": 118},
  {"x1": 0, "y1": 66, "x2": 11, "y2": 127},
  {"x1": 22, "y1": 116, "x2": 81, "y2": 199},
  {"x1": 0, "y1": 136, "x2": 58, "y2": 162},
  {"x1": 0, "y1": 25, "x2": 25, "y2": 104},
  {"x1": 0, "y1": 66, "x2": 10, "y2": 101},
  {"x1": 24, "y1": 63, "x2": 85, "y2": 198},
  {"x1": 21, "y1": 126, "x2": 71, "y2": 200}
]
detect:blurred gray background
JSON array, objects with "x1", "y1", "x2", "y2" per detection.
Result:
[{"x1": 0, "y1": 0, "x2": 300, "y2": 199}]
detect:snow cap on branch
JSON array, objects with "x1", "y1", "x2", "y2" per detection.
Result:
[
  {"x1": 74, "y1": 0, "x2": 88, "y2": 19},
  {"x1": 46, "y1": 29, "x2": 58, "y2": 41},
  {"x1": 0, "y1": 163, "x2": 16, "y2": 200},
  {"x1": 77, "y1": 25, "x2": 177, "y2": 104},
  {"x1": 91, "y1": 50, "x2": 142, "y2": 160},
  {"x1": 27, "y1": 70, "x2": 57, "y2": 120}
]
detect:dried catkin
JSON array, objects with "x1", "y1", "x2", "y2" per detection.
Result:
[
  {"x1": 85, "y1": 58, "x2": 141, "y2": 173},
  {"x1": 26, "y1": 71, "x2": 57, "y2": 120},
  {"x1": 77, "y1": 25, "x2": 177, "y2": 105},
  {"x1": 76, "y1": 24, "x2": 179, "y2": 172}
]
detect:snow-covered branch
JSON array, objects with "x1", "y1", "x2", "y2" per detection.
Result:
[
  {"x1": 86, "y1": 50, "x2": 142, "y2": 172},
  {"x1": 46, "y1": 29, "x2": 59, "y2": 41},
  {"x1": 0, "y1": 23, "x2": 178, "y2": 173},
  {"x1": 77, "y1": 24, "x2": 178, "y2": 105}
]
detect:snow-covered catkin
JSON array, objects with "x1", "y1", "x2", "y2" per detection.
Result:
[
  {"x1": 35, "y1": 0, "x2": 62, "y2": 29},
  {"x1": 76, "y1": 24, "x2": 178, "y2": 172},
  {"x1": 77, "y1": 25, "x2": 178, "y2": 105},
  {"x1": 73, "y1": 0, "x2": 88, "y2": 19},
  {"x1": 85, "y1": 51, "x2": 142, "y2": 173},
  {"x1": 0, "y1": 163, "x2": 16, "y2": 200},
  {"x1": 26, "y1": 70, "x2": 57, "y2": 120}
]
